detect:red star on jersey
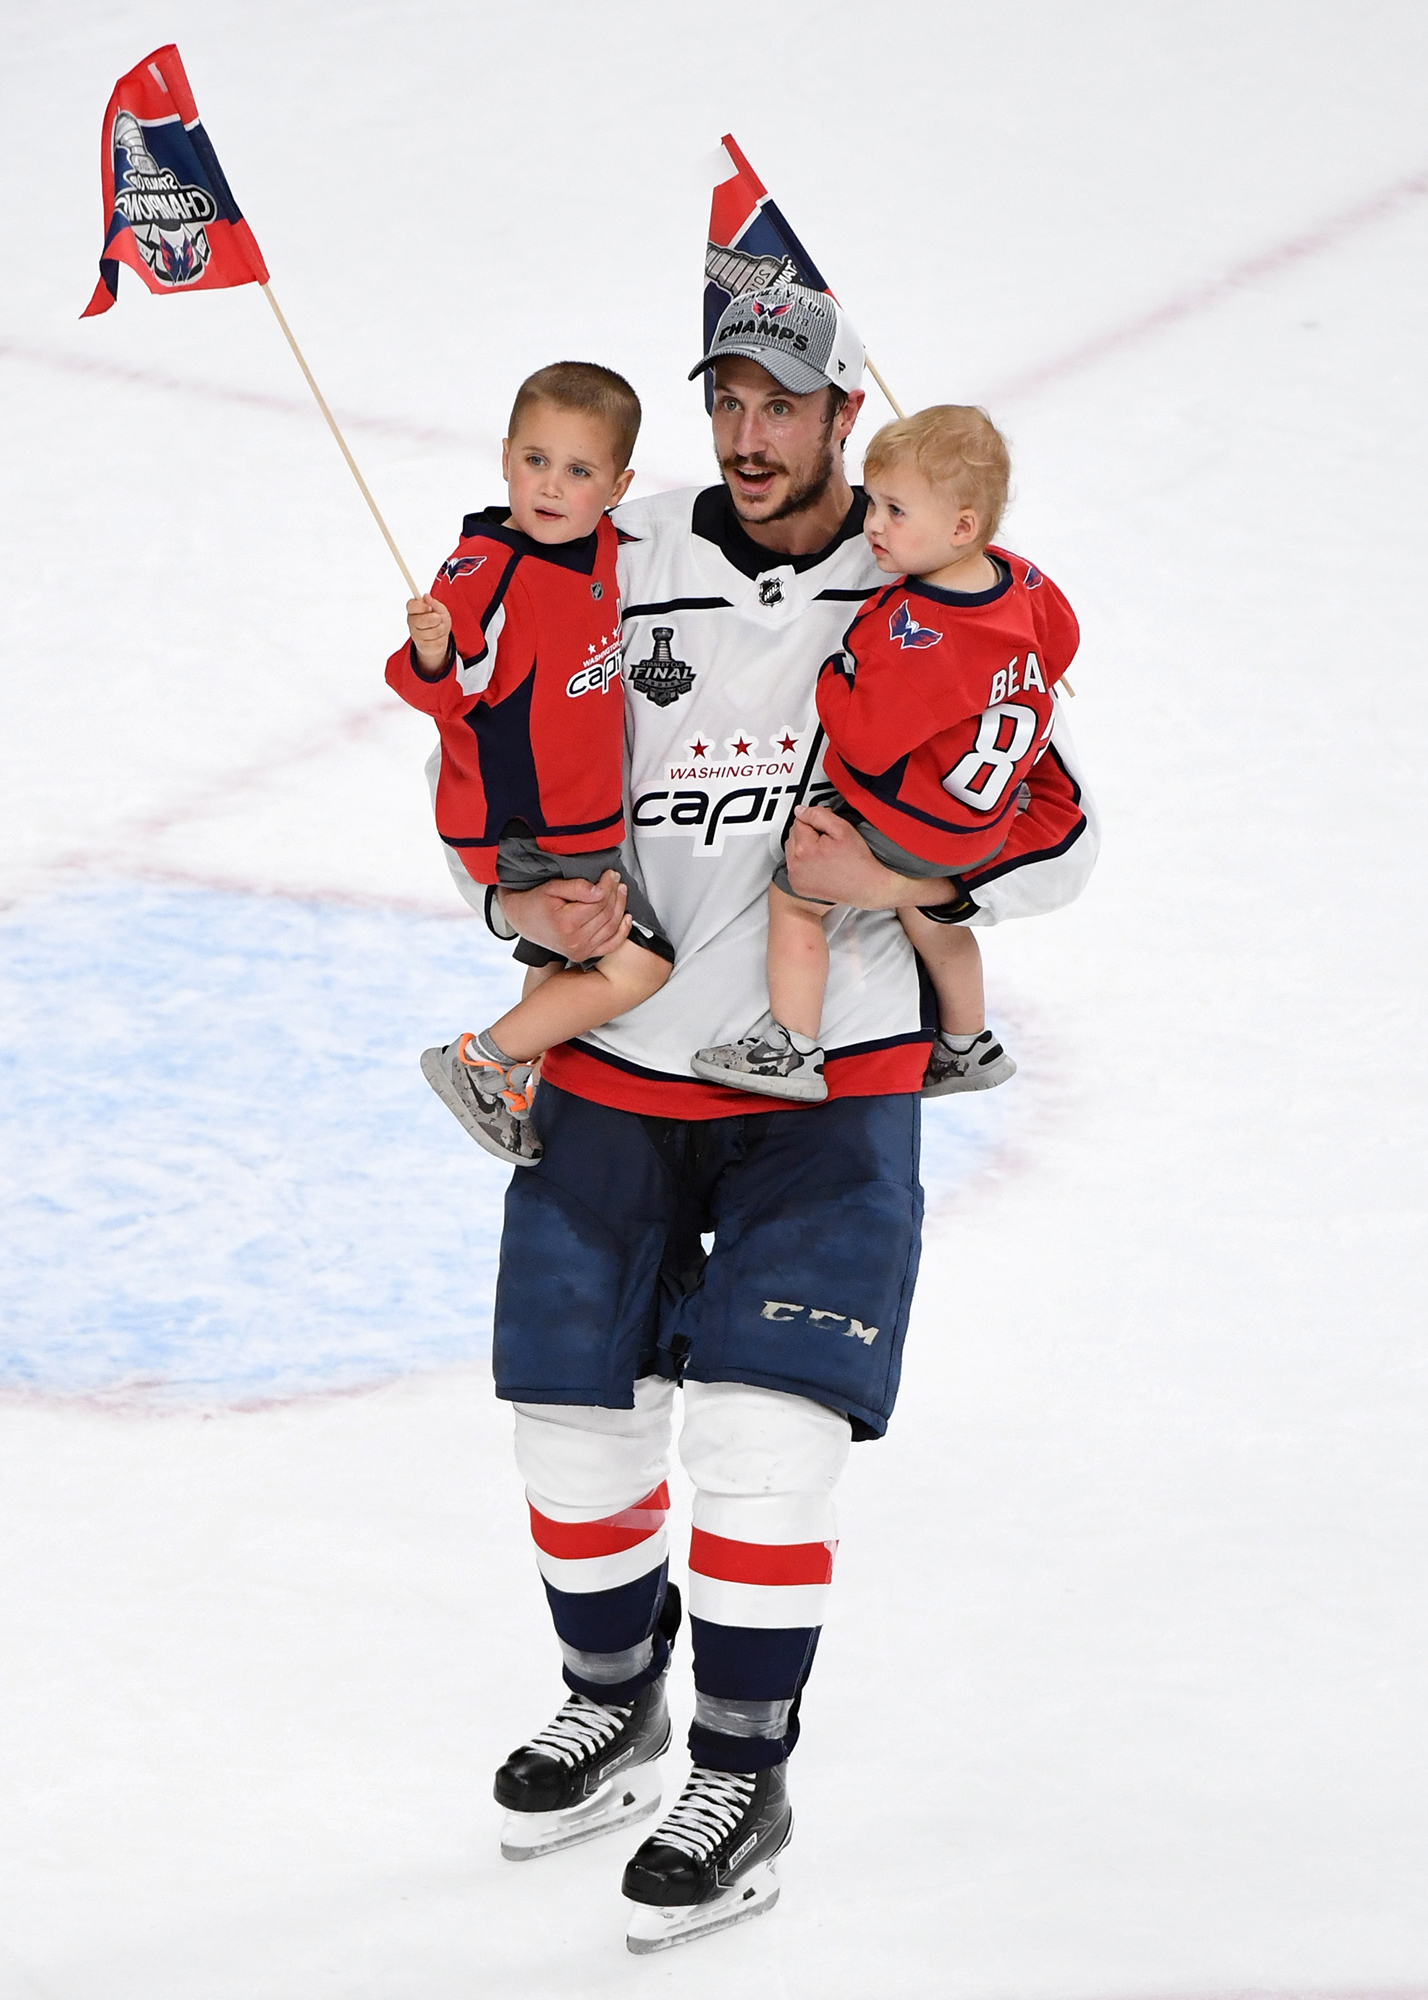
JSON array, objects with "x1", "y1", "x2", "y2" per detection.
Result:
[
  {"x1": 689, "y1": 740, "x2": 708, "y2": 758},
  {"x1": 733, "y1": 737, "x2": 752, "y2": 755},
  {"x1": 777, "y1": 733, "x2": 797, "y2": 752}
]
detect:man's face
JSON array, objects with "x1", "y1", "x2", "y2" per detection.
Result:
[{"x1": 710, "y1": 358, "x2": 853, "y2": 525}]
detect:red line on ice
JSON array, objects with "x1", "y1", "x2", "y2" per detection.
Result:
[
  {"x1": 0, "y1": 336, "x2": 491, "y2": 453},
  {"x1": 992, "y1": 163, "x2": 1428, "y2": 400},
  {"x1": 0, "y1": 339, "x2": 689, "y2": 489}
]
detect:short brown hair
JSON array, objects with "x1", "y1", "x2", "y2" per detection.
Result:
[
  {"x1": 863, "y1": 405, "x2": 1011, "y2": 544},
  {"x1": 508, "y1": 361, "x2": 642, "y2": 472}
]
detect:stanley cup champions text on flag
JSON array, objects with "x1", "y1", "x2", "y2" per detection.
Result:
[
  {"x1": 702, "y1": 136, "x2": 832, "y2": 411},
  {"x1": 82, "y1": 45, "x2": 269, "y2": 317}
]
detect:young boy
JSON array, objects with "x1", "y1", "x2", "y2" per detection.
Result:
[
  {"x1": 387, "y1": 362, "x2": 673, "y2": 1166},
  {"x1": 692, "y1": 404, "x2": 1078, "y2": 1103}
]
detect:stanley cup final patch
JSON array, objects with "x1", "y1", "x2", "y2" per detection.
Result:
[{"x1": 627, "y1": 627, "x2": 696, "y2": 706}]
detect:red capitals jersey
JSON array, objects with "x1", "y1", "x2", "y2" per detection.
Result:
[
  {"x1": 385, "y1": 509, "x2": 625, "y2": 885},
  {"x1": 817, "y1": 549, "x2": 1079, "y2": 872}
]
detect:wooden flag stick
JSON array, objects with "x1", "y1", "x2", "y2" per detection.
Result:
[
  {"x1": 260, "y1": 283, "x2": 420, "y2": 599},
  {"x1": 865, "y1": 356, "x2": 904, "y2": 419}
]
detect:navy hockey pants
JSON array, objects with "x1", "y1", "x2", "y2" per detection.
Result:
[{"x1": 494, "y1": 1084, "x2": 923, "y2": 1771}]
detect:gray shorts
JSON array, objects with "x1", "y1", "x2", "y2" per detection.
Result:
[
  {"x1": 770, "y1": 793, "x2": 1005, "y2": 903},
  {"x1": 495, "y1": 836, "x2": 673, "y2": 969}
]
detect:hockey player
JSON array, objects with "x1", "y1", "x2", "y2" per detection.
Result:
[
  {"x1": 692, "y1": 403, "x2": 1078, "y2": 1103},
  {"x1": 385, "y1": 362, "x2": 674, "y2": 1168},
  {"x1": 466, "y1": 285, "x2": 1098, "y2": 1952}
]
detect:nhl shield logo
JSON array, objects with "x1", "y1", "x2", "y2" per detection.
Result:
[
  {"x1": 111, "y1": 111, "x2": 218, "y2": 288},
  {"x1": 627, "y1": 627, "x2": 695, "y2": 707}
]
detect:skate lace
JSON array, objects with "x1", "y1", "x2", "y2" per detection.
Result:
[
  {"x1": 522, "y1": 1692, "x2": 631, "y2": 1768},
  {"x1": 652, "y1": 1766, "x2": 756, "y2": 1861}
]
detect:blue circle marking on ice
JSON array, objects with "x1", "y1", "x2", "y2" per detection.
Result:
[{"x1": 0, "y1": 884, "x2": 1006, "y2": 1405}]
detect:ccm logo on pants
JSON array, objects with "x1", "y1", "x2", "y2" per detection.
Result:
[{"x1": 760, "y1": 1301, "x2": 879, "y2": 1346}]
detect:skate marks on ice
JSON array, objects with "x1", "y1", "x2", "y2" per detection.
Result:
[
  {"x1": 0, "y1": 882, "x2": 516, "y2": 1407},
  {"x1": 0, "y1": 881, "x2": 1017, "y2": 1408}
]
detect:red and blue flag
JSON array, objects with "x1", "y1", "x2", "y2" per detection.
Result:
[
  {"x1": 702, "y1": 135, "x2": 832, "y2": 408},
  {"x1": 82, "y1": 45, "x2": 269, "y2": 317}
]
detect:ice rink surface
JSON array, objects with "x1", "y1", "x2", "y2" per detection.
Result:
[{"x1": 2, "y1": 2, "x2": 1425, "y2": 1993}]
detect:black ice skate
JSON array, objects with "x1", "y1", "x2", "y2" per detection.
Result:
[
  {"x1": 621, "y1": 1762, "x2": 792, "y2": 1954},
  {"x1": 690, "y1": 1022, "x2": 828, "y2": 1102},
  {"x1": 494, "y1": 1587, "x2": 681, "y2": 1861},
  {"x1": 420, "y1": 1032, "x2": 542, "y2": 1167},
  {"x1": 921, "y1": 1026, "x2": 1017, "y2": 1096}
]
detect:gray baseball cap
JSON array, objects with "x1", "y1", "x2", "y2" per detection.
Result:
[{"x1": 689, "y1": 282, "x2": 865, "y2": 397}]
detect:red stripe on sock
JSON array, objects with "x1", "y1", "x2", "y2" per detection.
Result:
[
  {"x1": 688, "y1": 1528, "x2": 837, "y2": 1587},
  {"x1": 529, "y1": 1482, "x2": 670, "y2": 1560}
]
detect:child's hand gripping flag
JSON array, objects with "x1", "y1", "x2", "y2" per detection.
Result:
[
  {"x1": 703, "y1": 134, "x2": 903, "y2": 418},
  {"x1": 82, "y1": 44, "x2": 268, "y2": 316}
]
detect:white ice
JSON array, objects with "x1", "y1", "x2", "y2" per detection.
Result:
[{"x1": 1, "y1": 3, "x2": 1425, "y2": 1994}]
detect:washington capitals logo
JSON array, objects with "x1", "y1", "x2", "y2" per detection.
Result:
[
  {"x1": 1024, "y1": 563, "x2": 1043, "y2": 589},
  {"x1": 438, "y1": 554, "x2": 487, "y2": 584},
  {"x1": 156, "y1": 233, "x2": 200, "y2": 283},
  {"x1": 889, "y1": 600, "x2": 943, "y2": 650},
  {"x1": 750, "y1": 298, "x2": 793, "y2": 318}
]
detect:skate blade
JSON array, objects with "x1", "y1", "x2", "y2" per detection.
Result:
[
  {"x1": 624, "y1": 1860, "x2": 782, "y2": 1954},
  {"x1": 420, "y1": 1047, "x2": 542, "y2": 1168},
  {"x1": 500, "y1": 1761, "x2": 663, "y2": 1862},
  {"x1": 689, "y1": 1058, "x2": 827, "y2": 1102}
]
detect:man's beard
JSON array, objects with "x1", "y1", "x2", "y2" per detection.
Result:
[{"x1": 719, "y1": 438, "x2": 837, "y2": 523}]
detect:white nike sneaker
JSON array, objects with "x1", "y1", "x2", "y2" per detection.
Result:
[
  {"x1": 921, "y1": 1028, "x2": 1016, "y2": 1096},
  {"x1": 420, "y1": 1032, "x2": 543, "y2": 1165},
  {"x1": 690, "y1": 1023, "x2": 828, "y2": 1103}
]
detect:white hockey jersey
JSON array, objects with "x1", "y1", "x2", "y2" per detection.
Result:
[{"x1": 532, "y1": 485, "x2": 1099, "y2": 1119}]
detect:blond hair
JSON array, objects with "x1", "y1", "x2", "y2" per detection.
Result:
[
  {"x1": 863, "y1": 405, "x2": 1011, "y2": 545},
  {"x1": 508, "y1": 361, "x2": 642, "y2": 472}
]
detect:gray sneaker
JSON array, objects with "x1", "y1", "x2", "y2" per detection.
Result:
[
  {"x1": 921, "y1": 1028, "x2": 1016, "y2": 1096},
  {"x1": 690, "y1": 1023, "x2": 828, "y2": 1103},
  {"x1": 420, "y1": 1034, "x2": 543, "y2": 1166}
]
